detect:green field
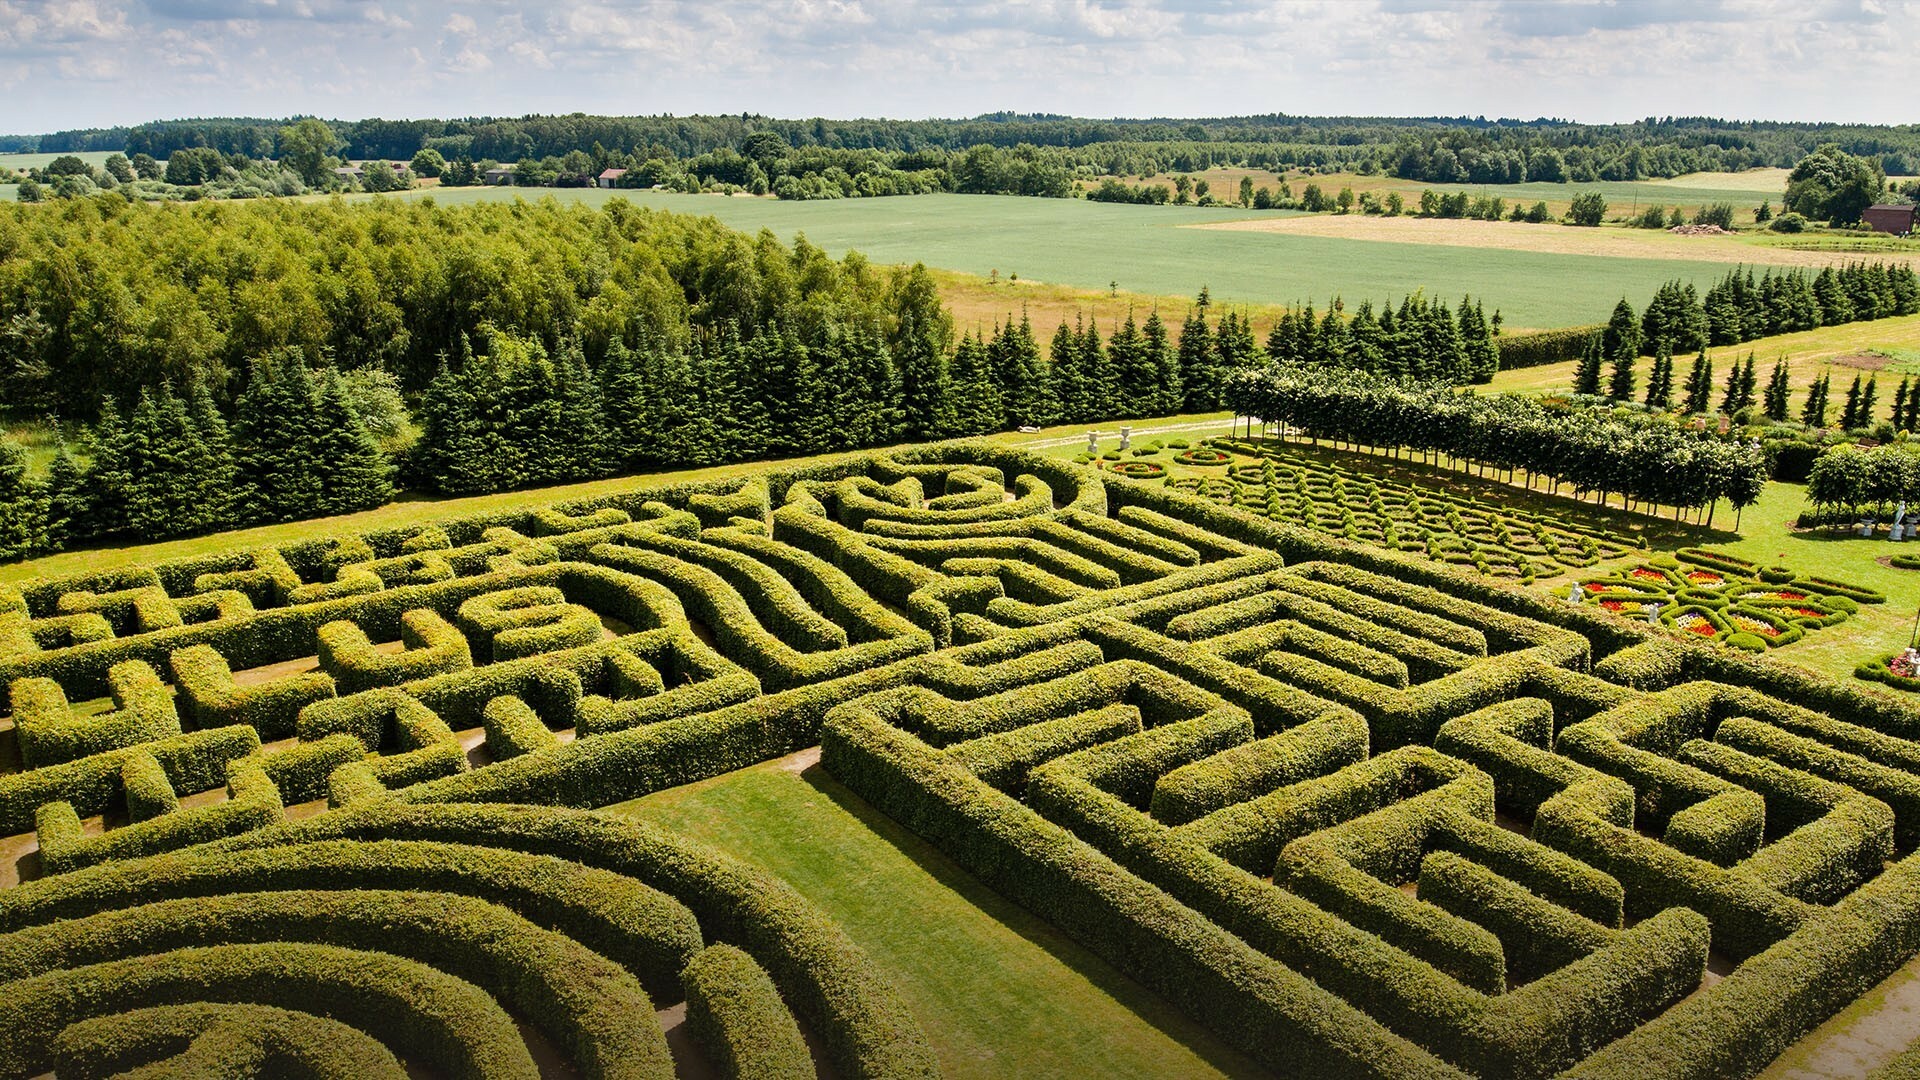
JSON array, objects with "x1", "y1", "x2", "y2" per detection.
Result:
[
  {"x1": 0, "y1": 150, "x2": 117, "y2": 172},
  {"x1": 329, "y1": 187, "x2": 1760, "y2": 328}
]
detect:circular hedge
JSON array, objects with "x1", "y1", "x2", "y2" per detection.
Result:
[
  {"x1": 1107, "y1": 461, "x2": 1168, "y2": 480},
  {"x1": 1174, "y1": 448, "x2": 1234, "y2": 467}
]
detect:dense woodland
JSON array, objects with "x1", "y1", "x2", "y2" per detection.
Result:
[
  {"x1": 10, "y1": 113, "x2": 1920, "y2": 202},
  {"x1": 0, "y1": 195, "x2": 1270, "y2": 558}
]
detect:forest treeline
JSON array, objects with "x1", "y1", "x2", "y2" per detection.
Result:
[
  {"x1": 0, "y1": 195, "x2": 1280, "y2": 558},
  {"x1": 11, "y1": 113, "x2": 1920, "y2": 191}
]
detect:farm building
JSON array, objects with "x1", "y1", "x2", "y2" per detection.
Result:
[
  {"x1": 1864, "y1": 204, "x2": 1917, "y2": 235},
  {"x1": 484, "y1": 164, "x2": 516, "y2": 185},
  {"x1": 597, "y1": 167, "x2": 628, "y2": 188}
]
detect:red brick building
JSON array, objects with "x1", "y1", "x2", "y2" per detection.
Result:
[{"x1": 1864, "y1": 204, "x2": 1917, "y2": 235}]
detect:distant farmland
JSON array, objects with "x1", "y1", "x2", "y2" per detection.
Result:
[{"x1": 380, "y1": 187, "x2": 1783, "y2": 329}]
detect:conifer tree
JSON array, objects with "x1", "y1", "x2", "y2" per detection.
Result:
[
  {"x1": 315, "y1": 369, "x2": 395, "y2": 514},
  {"x1": 1607, "y1": 348, "x2": 1636, "y2": 402},
  {"x1": 992, "y1": 313, "x2": 1049, "y2": 428},
  {"x1": 1079, "y1": 319, "x2": 1110, "y2": 421},
  {"x1": 1142, "y1": 311, "x2": 1182, "y2": 415},
  {"x1": 1214, "y1": 309, "x2": 1259, "y2": 372},
  {"x1": 1049, "y1": 320, "x2": 1085, "y2": 425},
  {"x1": 889, "y1": 264, "x2": 955, "y2": 439},
  {"x1": 1458, "y1": 300, "x2": 1498, "y2": 384},
  {"x1": 1643, "y1": 349, "x2": 1673, "y2": 410},
  {"x1": 233, "y1": 353, "x2": 328, "y2": 520},
  {"x1": 949, "y1": 331, "x2": 999, "y2": 435},
  {"x1": 1108, "y1": 312, "x2": 1150, "y2": 414},
  {"x1": 1178, "y1": 295, "x2": 1216, "y2": 412},
  {"x1": 1764, "y1": 360, "x2": 1793, "y2": 422},
  {"x1": 42, "y1": 444, "x2": 90, "y2": 549},
  {"x1": 1721, "y1": 354, "x2": 1758, "y2": 414},
  {"x1": 0, "y1": 438, "x2": 47, "y2": 561},
  {"x1": 1601, "y1": 298, "x2": 1642, "y2": 367},
  {"x1": 1896, "y1": 376, "x2": 1914, "y2": 432},
  {"x1": 1682, "y1": 350, "x2": 1714, "y2": 414},
  {"x1": 1860, "y1": 375, "x2": 1881, "y2": 430},
  {"x1": 1347, "y1": 301, "x2": 1386, "y2": 373},
  {"x1": 1802, "y1": 375, "x2": 1831, "y2": 427},
  {"x1": 110, "y1": 384, "x2": 209, "y2": 537},
  {"x1": 1573, "y1": 334, "x2": 1603, "y2": 396},
  {"x1": 183, "y1": 378, "x2": 237, "y2": 532},
  {"x1": 1840, "y1": 374, "x2": 1865, "y2": 429}
]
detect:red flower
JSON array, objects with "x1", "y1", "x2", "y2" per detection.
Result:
[{"x1": 1584, "y1": 583, "x2": 1608, "y2": 593}]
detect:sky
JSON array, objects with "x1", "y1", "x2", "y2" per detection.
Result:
[{"x1": 2, "y1": 0, "x2": 1916, "y2": 132}]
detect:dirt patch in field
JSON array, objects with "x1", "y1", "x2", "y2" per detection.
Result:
[
  {"x1": 1834, "y1": 351, "x2": 1894, "y2": 371},
  {"x1": 1189, "y1": 215, "x2": 1920, "y2": 270}
]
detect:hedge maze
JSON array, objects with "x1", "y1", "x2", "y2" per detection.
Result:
[
  {"x1": 4, "y1": 444, "x2": 1920, "y2": 1078},
  {"x1": 1166, "y1": 438, "x2": 1633, "y2": 583}
]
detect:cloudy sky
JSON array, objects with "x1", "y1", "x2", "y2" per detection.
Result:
[{"x1": 2, "y1": 0, "x2": 1914, "y2": 132}]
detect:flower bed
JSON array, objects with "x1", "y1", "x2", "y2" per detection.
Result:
[
  {"x1": 1567, "y1": 556, "x2": 1874, "y2": 649},
  {"x1": 1106, "y1": 461, "x2": 1168, "y2": 480},
  {"x1": 1856, "y1": 650, "x2": 1920, "y2": 693},
  {"x1": 1173, "y1": 447, "x2": 1234, "y2": 467}
]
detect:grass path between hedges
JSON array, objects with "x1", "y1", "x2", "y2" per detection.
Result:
[{"x1": 610, "y1": 752, "x2": 1269, "y2": 1080}]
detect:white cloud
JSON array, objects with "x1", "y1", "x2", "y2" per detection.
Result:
[{"x1": 4, "y1": 0, "x2": 1920, "y2": 130}]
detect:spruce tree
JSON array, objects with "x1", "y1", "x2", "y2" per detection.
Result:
[
  {"x1": 1720, "y1": 359, "x2": 1748, "y2": 415},
  {"x1": 115, "y1": 384, "x2": 207, "y2": 537},
  {"x1": 1142, "y1": 311, "x2": 1181, "y2": 416},
  {"x1": 1896, "y1": 376, "x2": 1914, "y2": 432},
  {"x1": 183, "y1": 378, "x2": 237, "y2": 533},
  {"x1": 1601, "y1": 298, "x2": 1642, "y2": 367},
  {"x1": 1607, "y1": 349, "x2": 1636, "y2": 402},
  {"x1": 1347, "y1": 301, "x2": 1386, "y2": 373},
  {"x1": 42, "y1": 444, "x2": 90, "y2": 550},
  {"x1": 889, "y1": 264, "x2": 955, "y2": 439},
  {"x1": 1682, "y1": 350, "x2": 1713, "y2": 414},
  {"x1": 1458, "y1": 299, "x2": 1497, "y2": 384},
  {"x1": 0, "y1": 438, "x2": 47, "y2": 561},
  {"x1": 1049, "y1": 320, "x2": 1085, "y2": 425},
  {"x1": 1644, "y1": 349, "x2": 1673, "y2": 410},
  {"x1": 1107, "y1": 312, "x2": 1151, "y2": 414},
  {"x1": 1802, "y1": 375, "x2": 1831, "y2": 427},
  {"x1": 1078, "y1": 319, "x2": 1110, "y2": 421},
  {"x1": 86, "y1": 399, "x2": 132, "y2": 537},
  {"x1": 1860, "y1": 376, "x2": 1881, "y2": 430},
  {"x1": 993, "y1": 313, "x2": 1048, "y2": 428},
  {"x1": 949, "y1": 331, "x2": 998, "y2": 435},
  {"x1": 1573, "y1": 334, "x2": 1604, "y2": 396},
  {"x1": 1214, "y1": 309, "x2": 1260, "y2": 372},
  {"x1": 232, "y1": 353, "x2": 327, "y2": 520},
  {"x1": 1840, "y1": 374, "x2": 1865, "y2": 429},
  {"x1": 1764, "y1": 360, "x2": 1793, "y2": 421},
  {"x1": 315, "y1": 369, "x2": 395, "y2": 514},
  {"x1": 1178, "y1": 293, "x2": 1216, "y2": 412},
  {"x1": 844, "y1": 323, "x2": 904, "y2": 446}
]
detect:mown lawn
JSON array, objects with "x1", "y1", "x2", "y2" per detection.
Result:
[{"x1": 611, "y1": 758, "x2": 1268, "y2": 1080}]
